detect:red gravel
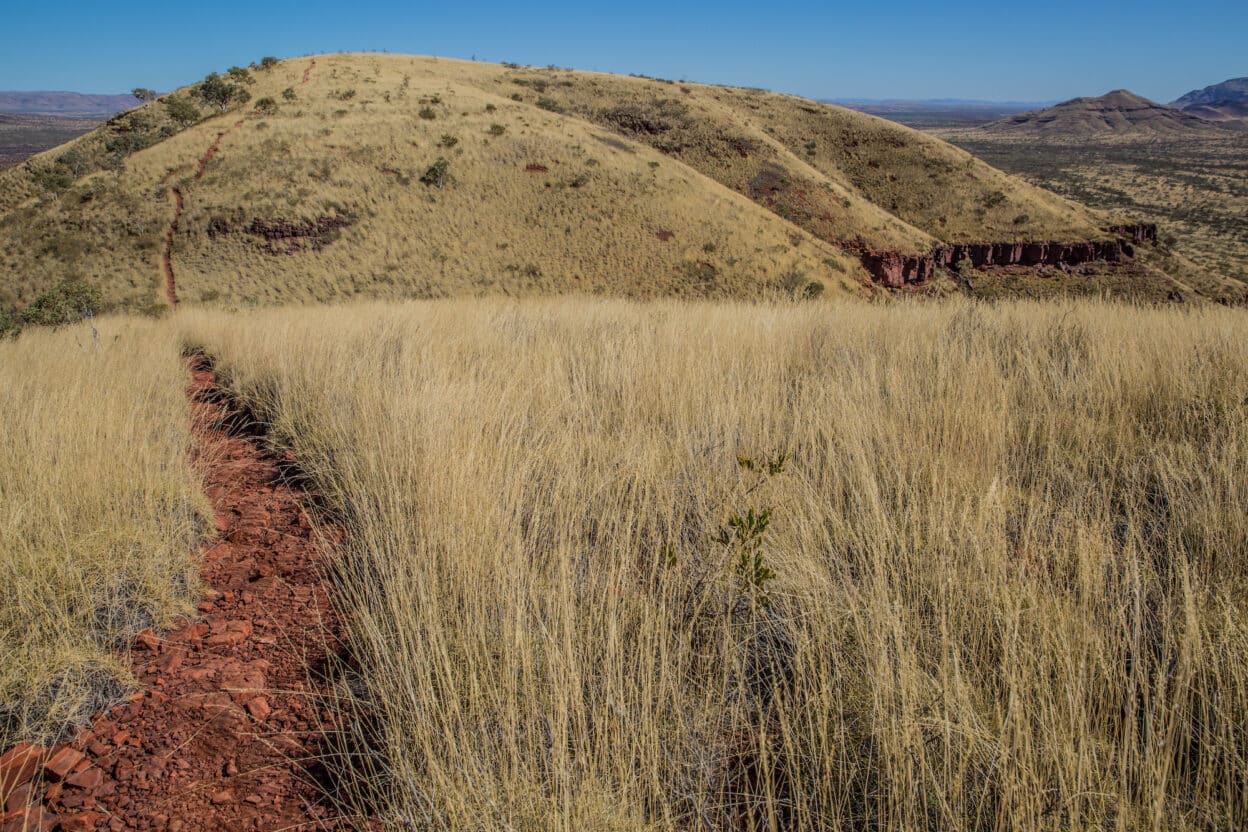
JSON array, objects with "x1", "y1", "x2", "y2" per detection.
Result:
[{"x1": 1, "y1": 357, "x2": 369, "y2": 832}]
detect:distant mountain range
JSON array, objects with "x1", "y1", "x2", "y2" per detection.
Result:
[
  {"x1": 0, "y1": 91, "x2": 137, "y2": 117},
  {"x1": 1170, "y1": 77, "x2": 1248, "y2": 122}
]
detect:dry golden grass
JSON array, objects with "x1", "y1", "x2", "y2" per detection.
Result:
[
  {"x1": 0, "y1": 319, "x2": 207, "y2": 751},
  {"x1": 0, "y1": 53, "x2": 1132, "y2": 315},
  {"x1": 180, "y1": 297, "x2": 1248, "y2": 831}
]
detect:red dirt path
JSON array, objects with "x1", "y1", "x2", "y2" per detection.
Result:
[
  {"x1": 161, "y1": 120, "x2": 245, "y2": 308},
  {"x1": 1, "y1": 358, "x2": 366, "y2": 831},
  {"x1": 161, "y1": 188, "x2": 184, "y2": 306},
  {"x1": 160, "y1": 54, "x2": 315, "y2": 307}
]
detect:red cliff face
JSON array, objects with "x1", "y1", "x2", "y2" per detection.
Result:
[{"x1": 858, "y1": 224, "x2": 1158, "y2": 288}]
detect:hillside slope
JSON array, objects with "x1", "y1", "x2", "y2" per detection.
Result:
[
  {"x1": 0, "y1": 55, "x2": 1154, "y2": 312},
  {"x1": 983, "y1": 90, "x2": 1228, "y2": 138}
]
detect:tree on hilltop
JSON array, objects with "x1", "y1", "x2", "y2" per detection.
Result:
[{"x1": 196, "y1": 73, "x2": 250, "y2": 111}]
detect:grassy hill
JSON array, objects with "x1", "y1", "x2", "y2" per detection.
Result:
[{"x1": 0, "y1": 55, "x2": 1163, "y2": 313}]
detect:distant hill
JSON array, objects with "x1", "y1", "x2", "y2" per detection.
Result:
[
  {"x1": 0, "y1": 91, "x2": 136, "y2": 117},
  {"x1": 1171, "y1": 77, "x2": 1248, "y2": 122},
  {"x1": 981, "y1": 90, "x2": 1226, "y2": 137},
  {"x1": 830, "y1": 99, "x2": 1053, "y2": 129}
]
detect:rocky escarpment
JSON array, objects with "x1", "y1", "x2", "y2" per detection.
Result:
[{"x1": 858, "y1": 223, "x2": 1157, "y2": 287}]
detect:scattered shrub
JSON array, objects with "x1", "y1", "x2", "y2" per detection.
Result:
[
  {"x1": 165, "y1": 95, "x2": 201, "y2": 125},
  {"x1": 333, "y1": 89, "x2": 356, "y2": 101},
  {"x1": 487, "y1": 123, "x2": 506, "y2": 136},
  {"x1": 255, "y1": 97, "x2": 278, "y2": 114},
  {"x1": 484, "y1": 103, "x2": 497, "y2": 112},
  {"x1": 420, "y1": 158, "x2": 450, "y2": 188},
  {"x1": 0, "y1": 308, "x2": 18, "y2": 339},
  {"x1": 131, "y1": 87, "x2": 158, "y2": 103},
  {"x1": 33, "y1": 168, "x2": 73, "y2": 194},
  {"x1": 196, "y1": 73, "x2": 248, "y2": 111},
  {"x1": 54, "y1": 149, "x2": 87, "y2": 176},
  {"x1": 1012, "y1": 213, "x2": 1030, "y2": 225},
  {"x1": 105, "y1": 132, "x2": 151, "y2": 156},
  {"x1": 282, "y1": 87, "x2": 297, "y2": 102},
  {"x1": 439, "y1": 134, "x2": 459, "y2": 148},
  {"x1": 18, "y1": 279, "x2": 103, "y2": 327},
  {"x1": 418, "y1": 107, "x2": 437, "y2": 120},
  {"x1": 227, "y1": 66, "x2": 253, "y2": 84},
  {"x1": 259, "y1": 56, "x2": 279, "y2": 70},
  {"x1": 535, "y1": 97, "x2": 563, "y2": 113}
]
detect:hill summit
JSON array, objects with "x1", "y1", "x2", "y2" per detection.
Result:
[
  {"x1": 982, "y1": 89, "x2": 1226, "y2": 137},
  {"x1": 0, "y1": 55, "x2": 1166, "y2": 313}
]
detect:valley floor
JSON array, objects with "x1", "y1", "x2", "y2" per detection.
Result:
[{"x1": 933, "y1": 130, "x2": 1248, "y2": 286}]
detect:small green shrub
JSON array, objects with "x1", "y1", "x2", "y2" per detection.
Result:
[
  {"x1": 535, "y1": 97, "x2": 563, "y2": 113},
  {"x1": 105, "y1": 132, "x2": 151, "y2": 156},
  {"x1": 1013, "y1": 214, "x2": 1030, "y2": 225},
  {"x1": 227, "y1": 66, "x2": 253, "y2": 84},
  {"x1": 255, "y1": 97, "x2": 278, "y2": 114},
  {"x1": 34, "y1": 168, "x2": 73, "y2": 194},
  {"x1": 282, "y1": 87, "x2": 297, "y2": 102},
  {"x1": 439, "y1": 134, "x2": 459, "y2": 148},
  {"x1": 484, "y1": 103, "x2": 497, "y2": 112},
  {"x1": 260, "y1": 56, "x2": 279, "y2": 70},
  {"x1": 0, "y1": 307, "x2": 19, "y2": 339},
  {"x1": 420, "y1": 158, "x2": 450, "y2": 188},
  {"x1": 19, "y1": 279, "x2": 103, "y2": 327},
  {"x1": 419, "y1": 107, "x2": 437, "y2": 120},
  {"x1": 333, "y1": 89, "x2": 356, "y2": 101},
  {"x1": 165, "y1": 95, "x2": 201, "y2": 125},
  {"x1": 487, "y1": 123, "x2": 506, "y2": 136}
]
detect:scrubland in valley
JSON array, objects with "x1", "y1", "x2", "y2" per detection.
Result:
[
  {"x1": 935, "y1": 131, "x2": 1248, "y2": 288},
  {"x1": 0, "y1": 320, "x2": 207, "y2": 750},
  {"x1": 173, "y1": 297, "x2": 1248, "y2": 831}
]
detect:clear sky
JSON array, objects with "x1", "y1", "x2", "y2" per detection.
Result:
[{"x1": 3, "y1": 1, "x2": 1244, "y2": 103}]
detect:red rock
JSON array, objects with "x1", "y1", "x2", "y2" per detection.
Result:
[
  {"x1": 60, "y1": 810, "x2": 101, "y2": 831},
  {"x1": 134, "y1": 630, "x2": 161, "y2": 652},
  {"x1": 204, "y1": 620, "x2": 252, "y2": 647},
  {"x1": 0, "y1": 744, "x2": 46, "y2": 795},
  {"x1": 43, "y1": 747, "x2": 86, "y2": 782},
  {"x1": 246, "y1": 697, "x2": 272, "y2": 722},
  {"x1": 65, "y1": 767, "x2": 103, "y2": 790},
  {"x1": 1, "y1": 805, "x2": 58, "y2": 832},
  {"x1": 209, "y1": 789, "x2": 234, "y2": 805},
  {"x1": 3, "y1": 783, "x2": 30, "y2": 813}
]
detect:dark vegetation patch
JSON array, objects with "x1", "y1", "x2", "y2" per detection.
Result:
[{"x1": 209, "y1": 209, "x2": 357, "y2": 255}]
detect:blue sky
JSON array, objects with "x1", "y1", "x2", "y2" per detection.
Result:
[{"x1": 3, "y1": 1, "x2": 1244, "y2": 103}]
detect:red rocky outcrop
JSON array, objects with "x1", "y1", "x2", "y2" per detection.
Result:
[{"x1": 858, "y1": 223, "x2": 1158, "y2": 288}]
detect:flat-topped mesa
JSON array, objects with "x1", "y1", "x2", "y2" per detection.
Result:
[{"x1": 859, "y1": 223, "x2": 1158, "y2": 288}]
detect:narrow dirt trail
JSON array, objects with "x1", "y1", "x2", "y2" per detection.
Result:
[
  {"x1": 161, "y1": 120, "x2": 245, "y2": 308},
  {"x1": 3, "y1": 358, "x2": 367, "y2": 831},
  {"x1": 161, "y1": 188, "x2": 184, "y2": 306},
  {"x1": 159, "y1": 56, "x2": 313, "y2": 307}
]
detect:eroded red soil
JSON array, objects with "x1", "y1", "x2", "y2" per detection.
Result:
[{"x1": 1, "y1": 358, "x2": 365, "y2": 831}]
